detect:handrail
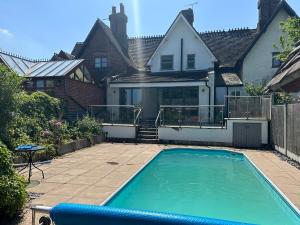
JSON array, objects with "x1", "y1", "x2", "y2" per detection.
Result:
[
  {"x1": 134, "y1": 107, "x2": 142, "y2": 125},
  {"x1": 155, "y1": 109, "x2": 162, "y2": 128},
  {"x1": 31, "y1": 205, "x2": 52, "y2": 225},
  {"x1": 160, "y1": 105, "x2": 225, "y2": 108},
  {"x1": 89, "y1": 105, "x2": 136, "y2": 108}
]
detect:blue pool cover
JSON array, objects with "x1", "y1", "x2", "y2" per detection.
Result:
[{"x1": 50, "y1": 203, "x2": 255, "y2": 225}]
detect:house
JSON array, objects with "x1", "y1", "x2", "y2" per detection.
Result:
[
  {"x1": 71, "y1": 4, "x2": 136, "y2": 84},
  {"x1": 266, "y1": 41, "x2": 300, "y2": 93},
  {"x1": 0, "y1": 50, "x2": 104, "y2": 120},
  {"x1": 100, "y1": 0, "x2": 298, "y2": 120}
]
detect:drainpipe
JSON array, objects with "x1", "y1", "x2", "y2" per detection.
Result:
[
  {"x1": 205, "y1": 81, "x2": 211, "y2": 122},
  {"x1": 180, "y1": 38, "x2": 183, "y2": 72},
  {"x1": 205, "y1": 81, "x2": 211, "y2": 106}
]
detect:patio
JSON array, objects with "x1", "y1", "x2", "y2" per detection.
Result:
[{"x1": 14, "y1": 143, "x2": 300, "y2": 225}]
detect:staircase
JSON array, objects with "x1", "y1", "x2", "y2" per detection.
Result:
[{"x1": 137, "y1": 120, "x2": 159, "y2": 143}]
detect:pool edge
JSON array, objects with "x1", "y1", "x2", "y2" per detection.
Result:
[
  {"x1": 243, "y1": 153, "x2": 300, "y2": 217},
  {"x1": 101, "y1": 147, "x2": 300, "y2": 219}
]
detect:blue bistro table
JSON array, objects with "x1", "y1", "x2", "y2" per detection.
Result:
[{"x1": 15, "y1": 145, "x2": 45, "y2": 182}]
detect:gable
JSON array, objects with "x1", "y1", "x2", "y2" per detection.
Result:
[
  {"x1": 75, "y1": 20, "x2": 133, "y2": 68},
  {"x1": 238, "y1": 0, "x2": 298, "y2": 68},
  {"x1": 147, "y1": 14, "x2": 217, "y2": 73},
  {"x1": 242, "y1": 8, "x2": 291, "y2": 83}
]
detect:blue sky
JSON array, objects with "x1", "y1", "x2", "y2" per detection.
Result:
[{"x1": 0, "y1": 0, "x2": 299, "y2": 59}]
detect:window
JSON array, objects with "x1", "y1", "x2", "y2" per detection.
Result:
[
  {"x1": 230, "y1": 91, "x2": 240, "y2": 97},
  {"x1": 161, "y1": 87, "x2": 198, "y2": 105},
  {"x1": 95, "y1": 57, "x2": 108, "y2": 69},
  {"x1": 272, "y1": 52, "x2": 281, "y2": 68},
  {"x1": 161, "y1": 55, "x2": 173, "y2": 71},
  {"x1": 46, "y1": 80, "x2": 54, "y2": 88},
  {"x1": 26, "y1": 81, "x2": 34, "y2": 89},
  {"x1": 187, "y1": 54, "x2": 195, "y2": 69},
  {"x1": 120, "y1": 89, "x2": 142, "y2": 105},
  {"x1": 36, "y1": 80, "x2": 44, "y2": 89}
]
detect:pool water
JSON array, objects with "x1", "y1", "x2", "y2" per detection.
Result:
[{"x1": 106, "y1": 149, "x2": 300, "y2": 225}]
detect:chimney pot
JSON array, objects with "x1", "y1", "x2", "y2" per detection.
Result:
[
  {"x1": 120, "y1": 3, "x2": 125, "y2": 14},
  {"x1": 112, "y1": 6, "x2": 116, "y2": 14}
]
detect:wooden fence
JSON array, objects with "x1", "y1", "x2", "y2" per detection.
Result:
[{"x1": 271, "y1": 103, "x2": 300, "y2": 163}]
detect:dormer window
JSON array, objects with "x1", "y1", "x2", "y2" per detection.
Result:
[
  {"x1": 187, "y1": 54, "x2": 195, "y2": 69},
  {"x1": 161, "y1": 55, "x2": 173, "y2": 71},
  {"x1": 95, "y1": 57, "x2": 108, "y2": 69}
]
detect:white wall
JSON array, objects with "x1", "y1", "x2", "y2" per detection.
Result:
[
  {"x1": 158, "y1": 119, "x2": 268, "y2": 145},
  {"x1": 242, "y1": 9, "x2": 289, "y2": 84},
  {"x1": 149, "y1": 15, "x2": 216, "y2": 73},
  {"x1": 103, "y1": 125, "x2": 136, "y2": 139},
  {"x1": 107, "y1": 87, "x2": 119, "y2": 105}
]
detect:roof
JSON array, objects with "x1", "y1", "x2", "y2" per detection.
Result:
[
  {"x1": 128, "y1": 28, "x2": 257, "y2": 69},
  {"x1": 51, "y1": 50, "x2": 75, "y2": 61},
  {"x1": 215, "y1": 72, "x2": 243, "y2": 87},
  {"x1": 26, "y1": 59, "x2": 84, "y2": 78},
  {"x1": 71, "y1": 42, "x2": 83, "y2": 56},
  {"x1": 72, "y1": 19, "x2": 134, "y2": 68},
  {"x1": 110, "y1": 70, "x2": 209, "y2": 84},
  {"x1": 128, "y1": 36, "x2": 163, "y2": 70},
  {"x1": 146, "y1": 13, "x2": 217, "y2": 67},
  {"x1": 0, "y1": 50, "x2": 84, "y2": 78},
  {"x1": 237, "y1": 0, "x2": 298, "y2": 67},
  {"x1": 266, "y1": 42, "x2": 300, "y2": 92}
]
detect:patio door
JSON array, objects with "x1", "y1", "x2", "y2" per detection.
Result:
[
  {"x1": 120, "y1": 88, "x2": 142, "y2": 106},
  {"x1": 142, "y1": 88, "x2": 159, "y2": 120}
]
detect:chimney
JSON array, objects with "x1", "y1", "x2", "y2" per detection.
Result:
[
  {"x1": 109, "y1": 3, "x2": 128, "y2": 54},
  {"x1": 181, "y1": 8, "x2": 194, "y2": 26},
  {"x1": 257, "y1": 0, "x2": 281, "y2": 32},
  {"x1": 120, "y1": 3, "x2": 125, "y2": 14},
  {"x1": 112, "y1": 6, "x2": 116, "y2": 14}
]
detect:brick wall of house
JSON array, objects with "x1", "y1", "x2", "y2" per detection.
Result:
[
  {"x1": 64, "y1": 78, "x2": 104, "y2": 109},
  {"x1": 79, "y1": 27, "x2": 130, "y2": 83},
  {"x1": 26, "y1": 77, "x2": 105, "y2": 120}
]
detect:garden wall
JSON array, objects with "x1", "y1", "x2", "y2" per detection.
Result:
[
  {"x1": 14, "y1": 134, "x2": 105, "y2": 164},
  {"x1": 271, "y1": 104, "x2": 300, "y2": 163},
  {"x1": 158, "y1": 119, "x2": 268, "y2": 146}
]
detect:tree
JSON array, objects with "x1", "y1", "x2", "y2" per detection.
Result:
[
  {"x1": 245, "y1": 83, "x2": 294, "y2": 104},
  {"x1": 244, "y1": 83, "x2": 265, "y2": 96},
  {"x1": 0, "y1": 65, "x2": 23, "y2": 143},
  {"x1": 275, "y1": 17, "x2": 300, "y2": 62}
]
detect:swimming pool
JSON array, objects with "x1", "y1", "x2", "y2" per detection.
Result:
[{"x1": 105, "y1": 149, "x2": 300, "y2": 225}]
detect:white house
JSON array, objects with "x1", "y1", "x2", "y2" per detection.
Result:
[
  {"x1": 107, "y1": 11, "x2": 217, "y2": 120},
  {"x1": 106, "y1": 0, "x2": 298, "y2": 121}
]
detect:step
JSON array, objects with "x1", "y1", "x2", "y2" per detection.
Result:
[
  {"x1": 139, "y1": 127, "x2": 157, "y2": 131},
  {"x1": 138, "y1": 134, "x2": 157, "y2": 138},
  {"x1": 139, "y1": 130, "x2": 157, "y2": 133},
  {"x1": 137, "y1": 138, "x2": 159, "y2": 143}
]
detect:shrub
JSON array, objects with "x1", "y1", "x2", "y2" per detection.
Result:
[
  {"x1": 0, "y1": 65, "x2": 23, "y2": 143},
  {"x1": 75, "y1": 116, "x2": 102, "y2": 139},
  {"x1": 6, "y1": 92, "x2": 63, "y2": 149},
  {"x1": 0, "y1": 143, "x2": 27, "y2": 219}
]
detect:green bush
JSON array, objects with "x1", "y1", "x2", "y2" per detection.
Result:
[
  {"x1": 75, "y1": 116, "x2": 102, "y2": 139},
  {"x1": 6, "y1": 92, "x2": 63, "y2": 149},
  {"x1": 0, "y1": 65, "x2": 23, "y2": 143},
  {"x1": 0, "y1": 143, "x2": 27, "y2": 219}
]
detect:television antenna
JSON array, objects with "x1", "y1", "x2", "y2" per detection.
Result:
[{"x1": 186, "y1": 1, "x2": 198, "y2": 9}]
